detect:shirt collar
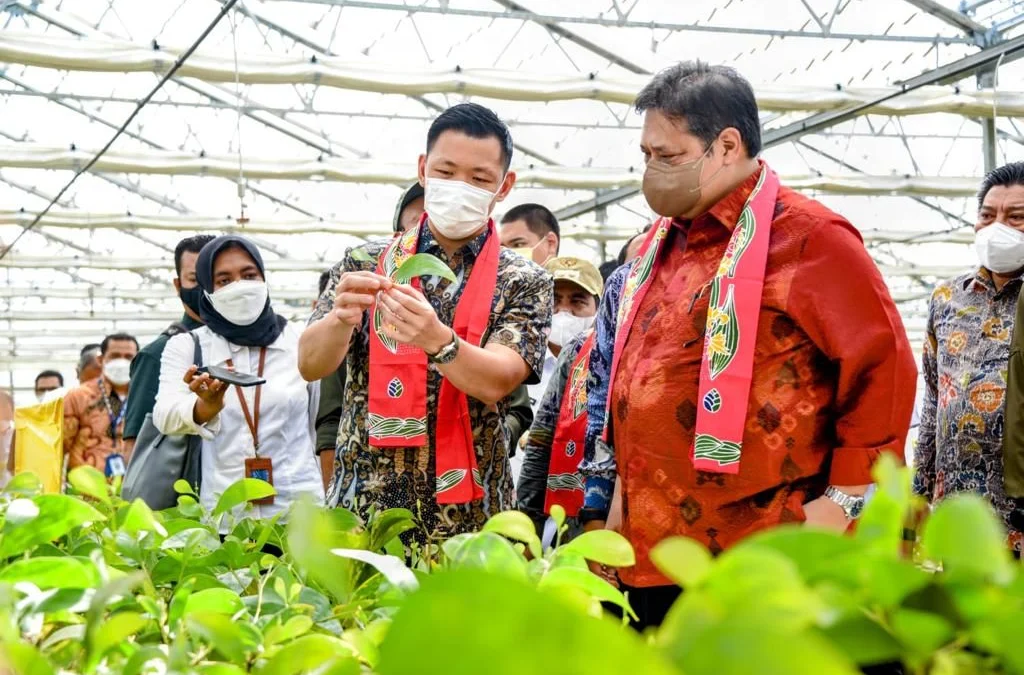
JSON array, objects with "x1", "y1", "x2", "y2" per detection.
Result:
[
  {"x1": 967, "y1": 267, "x2": 1024, "y2": 296},
  {"x1": 674, "y1": 161, "x2": 764, "y2": 233},
  {"x1": 418, "y1": 220, "x2": 492, "y2": 260}
]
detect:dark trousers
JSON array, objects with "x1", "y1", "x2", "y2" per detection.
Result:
[{"x1": 606, "y1": 583, "x2": 682, "y2": 632}]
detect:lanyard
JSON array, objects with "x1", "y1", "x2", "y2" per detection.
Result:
[
  {"x1": 97, "y1": 378, "x2": 126, "y2": 441},
  {"x1": 227, "y1": 347, "x2": 267, "y2": 455}
]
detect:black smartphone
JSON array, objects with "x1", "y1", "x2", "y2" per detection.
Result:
[{"x1": 197, "y1": 365, "x2": 266, "y2": 387}]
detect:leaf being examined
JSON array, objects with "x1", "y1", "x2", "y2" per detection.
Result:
[{"x1": 395, "y1": 253, "x2": 456, "y2": 283}]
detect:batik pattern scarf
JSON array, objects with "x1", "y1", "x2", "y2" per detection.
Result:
[
  {"x1": 368, "y1": 220, "x2": 499, "y2": 503},
  {"x1": 604, "y1": 166, "x2": 780, "y2": 473}
]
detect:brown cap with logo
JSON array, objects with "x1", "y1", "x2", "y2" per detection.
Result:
[{"x1": 544, "y1": 256, "x2": 604, "y2": 297}]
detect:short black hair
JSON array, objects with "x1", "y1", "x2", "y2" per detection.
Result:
[
  {"x1": 635, "y1": 61, "x2": 762, "y2": 157},
  {"x1": 101, "y1": 333, "x2": 139, "y2": 355},
  {"x1": 598, "y1": 260, "x2": 619, "y2": 282},
  {"x1": 35, "y1": 370, "x2": 64, "y2": 387},
  {"x1": 80, "y1": 343, "x2": 101, "y2": 356},
  {"x1": 616, "y1": 223, "x2": 654, "y2": 266},
  {"x1": 979, "y1": 161, "x2": 1024, "y2": 208},
  {"x1": 426, "y1": 103, "x2": 514, "y2": 172},
  {"x1": 174, "y1": 234, "x2": 217, "y2": 278},
  {"x1": 501, "y1": 203, "x2": 560, "y2": 246},
  {"x1": 318, "y1": 270, "x2": 331, "y2": 297}
]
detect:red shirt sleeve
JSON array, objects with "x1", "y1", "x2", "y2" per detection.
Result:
[{"x1": 788, "y1": 217, "x2": 918, "y2": 485}]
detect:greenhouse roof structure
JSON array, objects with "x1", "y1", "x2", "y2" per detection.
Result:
[{"x1": 1, "y1": 0, "x2": 1024, "y2": 400}]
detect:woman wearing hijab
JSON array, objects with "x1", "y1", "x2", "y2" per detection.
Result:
[{"x1": 154, "y1": 235, "x2": 324, "y2": 519}]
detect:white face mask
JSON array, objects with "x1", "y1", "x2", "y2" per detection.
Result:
[
  {"x1": 549, "y1": 311, "x2": 595, "y2": 347},
  {"x1": 425, "y1": 177, "x2": 497, "y2": 239},
  {"x1": 206, "y1": 280, "x2": 269, "y2": 326},
  {"x1": 103, "y1": 358, "x2": 132, "y2": 387},
  {"x1": 975, "y1": 222, "x2": 1024, "y2": 274}
]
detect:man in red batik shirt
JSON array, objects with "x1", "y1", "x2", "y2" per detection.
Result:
[{"x1": 579, "y1": 61, "x2": 918, "y2": 629}]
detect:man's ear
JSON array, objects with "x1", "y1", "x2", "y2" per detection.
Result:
[
  {"x1": 495, "y1": 170, "x2": 517, "y2": 202},
  {"x1": 173, "y1": 278, "x2": 182, "y2": 293},
  {"x1": 417, "y1": 155, "x2": 427, "y2": 188},
  {"x1": 546, "y1": 232, "x2": 560, "y2": 255},
  {"x1": 718, "y1": 127, "x2": 745, "y2": 165}
]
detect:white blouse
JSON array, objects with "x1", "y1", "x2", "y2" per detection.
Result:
[{"x1": 153, "y1": 323, "x2": 324, "y2": 520}]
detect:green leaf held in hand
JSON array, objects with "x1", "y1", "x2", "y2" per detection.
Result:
[
  {"x1": 394, "y1": 253, "x2": 456, "y2": 283},
  {"x1": 350, "y1": 248, "x2": 375, "y2": 263}
]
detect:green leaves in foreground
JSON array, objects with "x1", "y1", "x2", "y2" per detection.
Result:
[
  {"x1": 920, "y1": 493, "x2": 1013, "y2": 583},
  {"x1": 394, "y1": 253, "x2": 457, "y2": 283},
  {"x1": 377, "y1": 570, "x2": 678, "y2": 675},
  {"x1": 0, "y1": 493, "x2": 105, "y2": 558}
]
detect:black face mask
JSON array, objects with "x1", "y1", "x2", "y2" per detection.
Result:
[{"x1": 179, "y1": 285, "x2": 204, "y2": 317}]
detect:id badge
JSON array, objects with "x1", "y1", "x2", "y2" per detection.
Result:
[
  {"x1": 244, "y1": 457, "x2": 275, "y2": 505},
  {"x1": 105, "y1": 453, "x2": 126, "y2": 479}
]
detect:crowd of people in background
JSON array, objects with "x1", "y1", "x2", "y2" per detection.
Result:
[{"x1": 3, "y1": 60, "x2": 1024, "y2": 632}]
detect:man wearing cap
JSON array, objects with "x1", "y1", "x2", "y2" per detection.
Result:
[
  {"x1": 525, "y1": 254, "x2": 599, "y2": 414},
  {"x1": 517, "y1": 256, "x2": 602, "y2": 542}
]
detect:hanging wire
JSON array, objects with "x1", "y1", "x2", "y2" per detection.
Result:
[
  {"x1": 229, "y1": 5, "x2": 249, "y2": 225},
  {"x1": 0, "y1": 0, "x2": 241, "y2": 262},
  {"x1": 992, "y1": 51, "x2": 1007, "y2": 167}
]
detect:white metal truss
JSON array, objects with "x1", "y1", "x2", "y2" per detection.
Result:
[{"x1": 1, "y1": 0, "x2": 1022, "y2": 399}]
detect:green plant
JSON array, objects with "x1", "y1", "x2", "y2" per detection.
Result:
[{"x1": 0, "y1": 457, "x2": 1020, "y2": 675}]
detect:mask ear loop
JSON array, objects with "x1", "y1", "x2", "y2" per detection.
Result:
[{"x1": 689, "y1": 141, "x2": 727, "y2": 194}]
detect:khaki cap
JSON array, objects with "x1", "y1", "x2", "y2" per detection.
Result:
[{"x1": 544, "y1": 256, "x2": 604, "y2": 297}]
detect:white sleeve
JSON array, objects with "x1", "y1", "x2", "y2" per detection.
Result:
[
  {"x1": 307, "y1": 378, "x2": 321, "y2": 456},
  {"x1": 153, "y1": 333, "x2": 221, "y2": 439}
]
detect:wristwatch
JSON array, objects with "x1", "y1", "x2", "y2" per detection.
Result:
[
  {"x1": 427, "y1": 329, "x2": 460, "y2": 365},
  {"x1": 824, "y1": 486, "x2": 865, "y2": 520}
]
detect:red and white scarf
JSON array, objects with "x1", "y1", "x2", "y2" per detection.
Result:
[
  {"x1": 544, "y1": 332, "x2": 596, "y2": 516},
  {"x1": 604, "y1": 165, "x2": 780, "y2": 473},
  {"x1": 368, "y1": 218, "x2": 499, "y2": 503}
]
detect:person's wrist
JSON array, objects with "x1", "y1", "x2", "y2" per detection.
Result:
[
  {"x1": 330, "y1": 310, "x2": 358, "y2": 331},
  {"x1": 193, "y1": 398, "x2": 223, "y2": 425},
  {"x1": 422, "y1": 319, "x2": 454, "y2": 355}
]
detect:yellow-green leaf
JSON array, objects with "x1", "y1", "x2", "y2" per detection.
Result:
[
  {"x1": 0, "y1": 557, "x2": 100, "y2": 589},
  {"x1": 67, "y1": 466, "x2": 111, "y2": 505},
  {"x1": 394, "y1": 253, "x2": 456, "y2": 283},
  {"x1": 483, "y1": 510, "x2": 541, "y2": 559},
  {"x1": 650, "y1": 537, "x2": 713, "y2": 588},
  {"x1": 213, "y1": 478, "x2": 277, "y2": 517},
  {"x1": 559, "y1": 529, "x2": 635, "y2": 567},
  {"x1": 257, "y1": 634, "x2": 357, "y2": 675},
  {"x1": 185, "y1": 588, "x2": 245, "y2": 616}
]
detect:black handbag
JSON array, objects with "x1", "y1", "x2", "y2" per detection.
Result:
[{"x1": 121, "y1": 332, "x2": 203, "y2": 510}]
